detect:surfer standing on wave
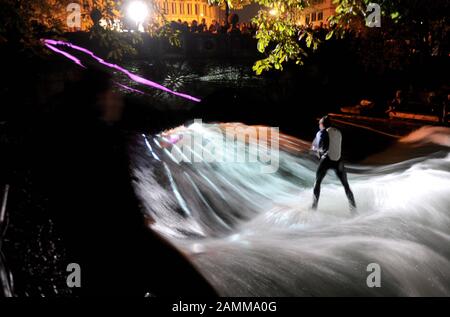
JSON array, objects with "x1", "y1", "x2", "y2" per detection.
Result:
[{"x1": 311, "y1": 116, "x2": 357, "y2": 214}]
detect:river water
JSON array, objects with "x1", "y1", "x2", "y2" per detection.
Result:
[
  {"x1": 132, "y1": 124, "x2": 450, "y2": 296},
  {"x1": 3, "y1": 43, "x2": 449, "y2": 296}
]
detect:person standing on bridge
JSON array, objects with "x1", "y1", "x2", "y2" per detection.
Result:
[{"x1": 311, "y1": 116, "x2": 357, "y2": 214}]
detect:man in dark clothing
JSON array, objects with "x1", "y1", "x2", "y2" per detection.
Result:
[{"x1": 311, "y1": 116, "x2": 357, "y2": 214}]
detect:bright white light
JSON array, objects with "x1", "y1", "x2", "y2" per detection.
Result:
[
  {"x1": 269, "y1": 9, "x2": 278, "y2": 16},
  {"x1": 189, "y1": 122, "x2": 202, "y2": 130},
  {"x1": 127, "y1": 1, "x2": 149, "y2": 24}
]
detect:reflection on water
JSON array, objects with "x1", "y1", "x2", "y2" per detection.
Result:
[{"x1": 119, "y1": 60, "x2": 266, "y2": 108}]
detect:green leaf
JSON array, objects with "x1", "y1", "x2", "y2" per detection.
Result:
[
  {"x1": 257, "y1": 40, "x2": 265, "y2": 53},
  {"x1": 326, "y1": 30, "x2": 334, "y2": 40}
]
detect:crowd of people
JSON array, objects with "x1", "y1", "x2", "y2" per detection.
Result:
[
  {"x1": 177, "y1": 18, "x2": 257, "y2": 35},
  {"x1": 148, "y1": 16, "x2": 258, "y2": 36}
]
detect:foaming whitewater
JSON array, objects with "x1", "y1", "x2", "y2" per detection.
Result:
[{"x1": 131, "y1": 124, "x2": 450, "y2": 296}]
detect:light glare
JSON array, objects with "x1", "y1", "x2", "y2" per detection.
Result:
[
  {"x1": 127, "y1": 1, "x2": 149, "y2": 24},
  {"x1": 269, "y1": 9, "x2": 278, "y2": 16}
]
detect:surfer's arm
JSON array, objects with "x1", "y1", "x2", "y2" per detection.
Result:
[{"x1": 318, "y1": 130, "x2": 329, "y2": 158}]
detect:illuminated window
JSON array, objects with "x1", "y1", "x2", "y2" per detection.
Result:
[
  {"x1": 311, "y1": 12, "x2": 317, "y2": 22},
  {"x1": 318, "y1": 11, "x2": 323, "y2": 21},
  {"x1": 194, "y1": 4, "x2": 199, "y2": 15},
  {"x1": 179, "y1": 3, "x2": 184, "y2": 14},
  {"x1": 203, "y1": 4, "x2": 206, "y2": 16},
  {"x1": 187, "y1": 3, "x2": 192, "y2": 15},
  {"x1": 171, "y1": 2, "x2": 176, "y2": 14}
]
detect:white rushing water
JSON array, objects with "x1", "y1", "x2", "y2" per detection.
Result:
[{"x1": 131, "y1": 123, "x2": 450, "y2": 296}]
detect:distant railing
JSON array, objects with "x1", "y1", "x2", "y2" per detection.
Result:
[
  {"x1": 66, "y1": 31, "x2": 259, "y2": 60},
  {"x1": 147, "y1": 32, "x2": 258, "y2": 58}
]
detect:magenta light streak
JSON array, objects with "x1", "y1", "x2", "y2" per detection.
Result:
[
  {"x1": 116, "y1": 82, "x2": 145, "y2": 94},
  {"x1": 44, "y1": 43, "x2": 85, "y2": 68},
  {"x1": 43, "y1": 39, "x2": 201, "y2": 102},
  {"x1": 168, "y1": 134, "x2": 182, "y2": 144},
  {"x1": 45, "y1": 41, "x2": 144, "y2": 95}
]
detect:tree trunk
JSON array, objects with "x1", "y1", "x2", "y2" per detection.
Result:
[{"x1": 225, "y1": 2, "x2": 230, "y2": 28}]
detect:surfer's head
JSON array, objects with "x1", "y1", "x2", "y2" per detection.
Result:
[{"x1": 319, "y1": 116, "x2": 331, "y2": 130}]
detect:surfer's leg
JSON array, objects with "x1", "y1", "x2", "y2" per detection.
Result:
[
  {"x1": 312, "y1": 158, "x2": 329, "y2": 210},
  {"x1": 335, "y1": 161, "x2": 357, "y2": 213}
]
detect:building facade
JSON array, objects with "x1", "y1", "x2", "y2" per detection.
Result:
[
  {"x1": 65, "y1": 1, "x2": 221, "y2": 31},
  {"x1": 154, "y1": 0, "x2": 221, "y2": 25},
  {"x1": 296, "y1": 0, "x2": 337, "y2": 27}
]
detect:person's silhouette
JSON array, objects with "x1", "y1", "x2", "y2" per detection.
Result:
[{"x1": 311, "y1": 116, "x2": 356, "y2": 213}]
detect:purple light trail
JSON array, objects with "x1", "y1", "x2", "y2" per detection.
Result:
[
  {"x1": 115, "y1": 82, "x2": 145, "y2": 94},
  {"x1": 43, "y1": 39, "x2": 201, "y2": 102},
  {"x1": 44, "y1": 42, "x2": 85, "y2": 68}
]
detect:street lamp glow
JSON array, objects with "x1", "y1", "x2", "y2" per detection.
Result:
[{"x1": 127, "y1": 1, "x2": 149, "y2": 24}]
